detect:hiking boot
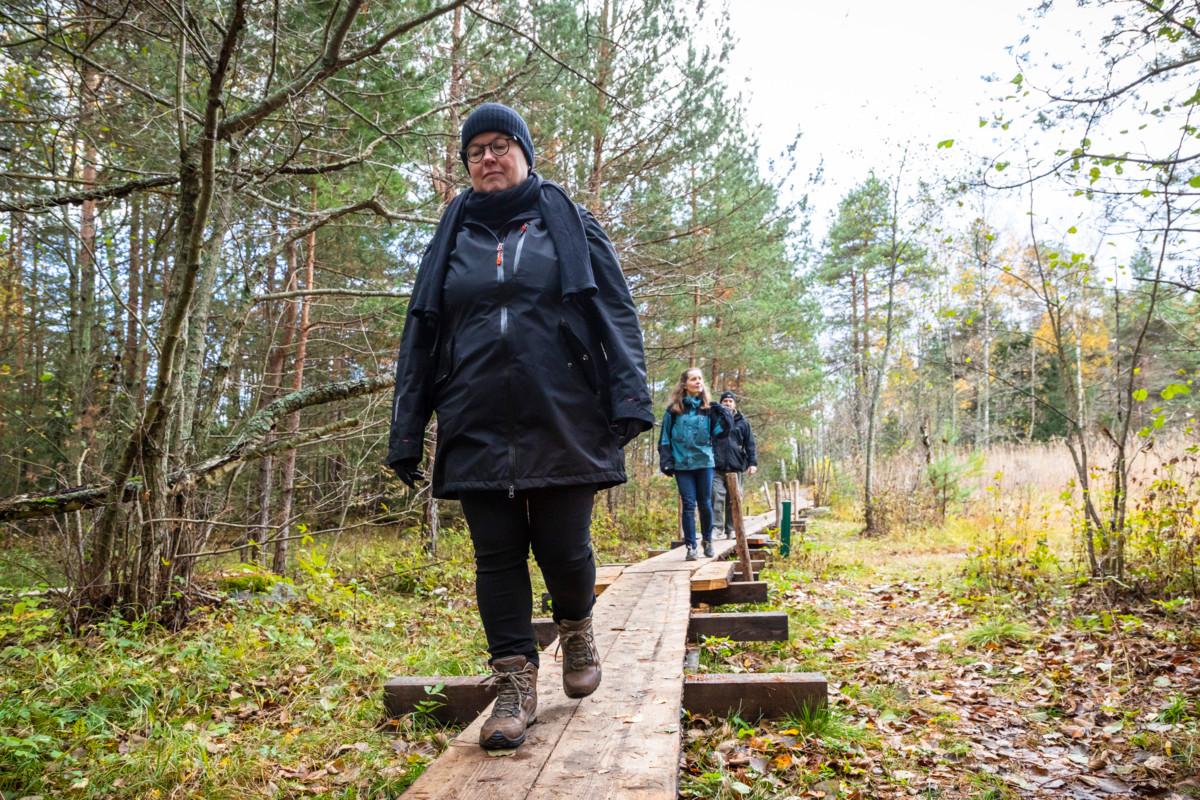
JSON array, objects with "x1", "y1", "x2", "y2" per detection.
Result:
[
  {"x1": 479, "y1": 655, "x2": 538, "y2": 749},
  {"x1": 703, "y1": 540, "x2": 715, "y2": 558},
  {"x1": 685, "y1": 545, "x2": 699, "y2": 561},
  {"x1": 557, "y1": 615, "x2": 601, "y2": 698}
]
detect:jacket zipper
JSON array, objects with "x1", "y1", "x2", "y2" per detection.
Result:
[
  {"x1": 497, "y1": 224, "x2": 527, "y2": 338},
  {"x1": 499, "y1": 223, "x2": 528, "y2": 498}
]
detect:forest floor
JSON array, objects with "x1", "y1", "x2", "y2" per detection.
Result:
[
  {"x1": 681, "y1": 516, "x2": 1200, "y2": 800},
  {"x1": 0, "y1": 502, "x2": 1197, "y2": 799}
]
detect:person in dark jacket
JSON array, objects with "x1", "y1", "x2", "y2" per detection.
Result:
[
  {"x1": 386, "y1": 103, "x2": 654, "y2": 750},
  {"x1": 711, "y1": 390, "x2": 758, "y2": 538},
  {"x1": 658, "y1": 368, "x2": 731, "y2": 561}
]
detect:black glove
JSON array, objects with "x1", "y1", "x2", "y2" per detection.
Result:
[
  {"x1": 389, "y1": 458, "x2": 425, "y2": 488},
  {"x1": 611, "y1": 418, "x2": 644, "y2": 448},
  {"x1": 663, "y1": 468, "x2": 675, "y2": 477}
]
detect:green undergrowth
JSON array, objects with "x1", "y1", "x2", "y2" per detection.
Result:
[{"x1": 0, "y1": 524, "x2": 486, "y2": 799}]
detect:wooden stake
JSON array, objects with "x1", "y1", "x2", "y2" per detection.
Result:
[{"x1": 725, "y1": 471, "x2": 755, "y2": 584}]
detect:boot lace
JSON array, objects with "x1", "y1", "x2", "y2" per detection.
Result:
[
  {"x1": 483, "y1": 665, "x2": 535, "y2": 718},
  {"x1": 557, "y1": 625, "x2": 599, "y2": 672}
]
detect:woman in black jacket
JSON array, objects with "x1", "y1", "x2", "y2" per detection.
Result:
[{"x1": 387, "y1": 104, "x2": 654, "y2": 750}]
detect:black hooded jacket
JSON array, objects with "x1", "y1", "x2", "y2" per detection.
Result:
[
  {"x1": 387, "y1": 205, "x2": 654, "y2": 499},
  {"x1": 713, "y1": 411, "x2": 757, "y2": 473}
]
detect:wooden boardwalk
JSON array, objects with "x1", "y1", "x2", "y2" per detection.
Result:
[{"x1": 394, "y1": 512, "x2": 814, "y2": 799}]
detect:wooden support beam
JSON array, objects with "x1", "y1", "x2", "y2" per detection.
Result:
[
  {"x1": 731, "y1": 565, "x2": 761, "y2": 582},
  {"x1": 683, "y1": 673, "x2": 827, "y2": 719},
  {"x1": 383, "y1": 676, "x2": 493, "y2": 725},
  {"x1": 691, "y1": 580, "x2": 768, "y2": 606},
  {"x1": 671, "y1": 537, "x2": 771, "y2": 550},
  {"x1": 385, "y1": 669, "x2": 828, "y2": 725},
  {"x1": 532, "y1": 617, "x2": 558, "y2": 649},
  {"x1": 688, "y1": 611, "x2": 788, "y2": 642}
]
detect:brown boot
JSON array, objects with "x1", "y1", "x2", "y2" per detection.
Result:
[
  {"x1": 479, "y1": 655, "x2": 538, "y2": 749},
  {"x1": 557, "y1": 615, "x2": 601, "y2": 698}
]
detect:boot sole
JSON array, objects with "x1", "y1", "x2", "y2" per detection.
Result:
[{"x1": 479, "y1": 716, "x2": 537, "y2": 750}]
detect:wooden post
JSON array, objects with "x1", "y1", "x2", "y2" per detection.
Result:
[
  {"x1": 726, "y1": 472, "x2": 755, "y2": 584},
  {"x1": 791, "y1": 480, "x2": 801, "y2": 522},
  {"x1": 773, "y1": 482, "x2": 783, "y2": 529},
  {"x1": 763, "y1": 484, "x2": 773, "y2": 511}
]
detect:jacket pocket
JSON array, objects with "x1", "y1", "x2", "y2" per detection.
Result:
[{"x1": 559, "y1": 320, "x2": 599, "y2": 395}]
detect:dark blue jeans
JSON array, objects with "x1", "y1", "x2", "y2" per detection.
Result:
[{"x1": 675, "y1": 467, "x2": 714, "y2": 548}]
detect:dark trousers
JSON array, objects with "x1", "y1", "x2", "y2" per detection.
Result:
[
  {"x1": 674, "y1": 467, "x2": 714, "y2": 547},
  {"x1": 459, "y1": 485, "x2": 597, "y2": 667}
]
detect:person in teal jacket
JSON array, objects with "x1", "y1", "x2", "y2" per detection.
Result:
[{"x1": 657, "y1": 367, "x2": 732, "y2": 560}]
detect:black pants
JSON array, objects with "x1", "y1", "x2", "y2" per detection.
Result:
[{"x1": 459, "y1": 485, "x2": 597, "y2": 667}]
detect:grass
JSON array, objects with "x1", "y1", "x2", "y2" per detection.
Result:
[
  {"x1": 0, "y1": 525, "x2": 486, "y2": 799},
  {"x1": 962, "y1": 617, "x2": 1036, "y2": 648}
]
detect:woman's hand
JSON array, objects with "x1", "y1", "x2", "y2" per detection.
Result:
[
  {"x1": 389, "y1": 458, "x2": 426, "y2": 488},
  {"x1": 611, "y1": 418, "x2": 644, "y2": 447}
]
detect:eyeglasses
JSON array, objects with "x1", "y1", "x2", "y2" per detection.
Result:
[{"x1": 462, "y1": 136, "x2": 514, "y2": 164}]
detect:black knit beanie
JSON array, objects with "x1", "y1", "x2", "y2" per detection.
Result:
[
  {"x1": 720, "y1": 390, "x2": 737, "y2": 402},
  {"x1": 460, "y1": 103, "x2": 535, "y2": 170}
]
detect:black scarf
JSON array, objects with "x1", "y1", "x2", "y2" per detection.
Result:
[{"x1": 407, "y1": 173, "x2": 596, "y2": 328}]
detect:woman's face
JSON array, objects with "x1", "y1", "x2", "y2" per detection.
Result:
[
  {"x1": 685, "y1": 370, "x2": 704, "y2": 396},
  {"x1": 466, "y1": 130, "x2": 530, "y2": 193}
]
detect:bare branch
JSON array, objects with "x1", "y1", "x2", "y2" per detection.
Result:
[
  {"x1": 218, "y1": 0, "x2": 469, "y2": 141},
  {"x1": 252, "y1": 287, "x2": 409, "y2": 304},
  {"x1": 0, "y1": 175, "x2": 178, "y2": 213},
  {"x1": 0, "y1": 374, "x2": 395, "y2": 522}
]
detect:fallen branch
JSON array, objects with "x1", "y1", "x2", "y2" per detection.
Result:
[{"x1": 0, "y1": 374, "x2": 395, "y2": 522}]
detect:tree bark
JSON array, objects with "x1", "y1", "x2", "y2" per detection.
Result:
[{"x1": 274, "y1": 205, "x2": 317, "y2": 574}]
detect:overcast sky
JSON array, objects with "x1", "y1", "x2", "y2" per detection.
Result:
[{"x1": 724, "y1": 0, "x2": 1082, "y2": 245}]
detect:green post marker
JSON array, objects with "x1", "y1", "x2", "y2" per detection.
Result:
[{"x1": 781, "y1": 500, "x2": 792, "y2": 557}]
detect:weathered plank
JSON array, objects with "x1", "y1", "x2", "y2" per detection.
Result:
[
  {"x1": 671, "y1": 535, "x2": 772, "y2": 550},
  {"x1": 623, "y1": 537, "x2": 738, "y2": 575},
  {"x1": 525, "y1": 569, "x2": 692, "y2": 798},
  {"x1": 688, "y1": 612, "x2": 788, "y2": 642},
  {"x1": 690, "y1": 580, "x2": 769, "y2": 607},
  {"x1": 683, "y1": 673, "x2": 827, "y2": 718},
  {"x1": 688, "y1": 559, "x2": 735, "y2": 591},
  {"x1": 595, "y1": 564, "x2": 625, "y2": 595}
]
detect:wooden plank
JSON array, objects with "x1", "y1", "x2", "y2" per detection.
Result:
[
  {"x1": 690, "y1": 580, "x2": 769, "y2": 607},
  {"x1": 670, "y1": 536, "x2": 771, "y2": 550},
  {"x1": 526, "y1": 569, "x2": 692, "y2": 798},
  {"x1": 595, "y1": 563, "x2": 625, "y2": 595},
  {"x1": 401, "y1": 571, "x2": 658, "y2": 799},
  {"x1": 623, "y1": 537, "x2": 739, "y2": 575},
  {"x1": 384, "y1": 676, "x2": 492, "y2": 725},
  {"x1": 688, "y1": 612, "x2": 788, "y2": 642},
  {"x1": 532, "y1": 618, "x2": 557, "y2": 650},
  {"x1": 688, "y1": 559, "x2": 735, "y2": 591},
  {"x1": 683, "y1": 673, "x2": 827, "y2": 719}
]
